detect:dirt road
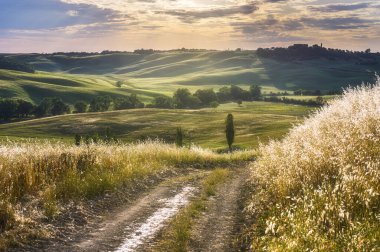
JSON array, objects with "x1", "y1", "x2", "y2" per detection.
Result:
[
  {"x1": 10, "y1": 168, "x2": 249, "y2": 252},
  {"x1": 189, "y1": 168, "x2": 249, "y2": 252}
]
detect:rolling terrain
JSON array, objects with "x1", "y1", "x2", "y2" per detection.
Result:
[
  {"x1": 0, "y1": 101, "x2": 311, "y2": 149},
  {"x1": 1, "y1": 50, "x2": 379, "y2": 106}
]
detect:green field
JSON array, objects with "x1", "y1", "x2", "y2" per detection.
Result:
[
  {"x1": 0, "y1": 101, "x2": 312, "y2": 149},
  {"x1": 1, "y1": 51, "x2": 379, "y2": 106}
]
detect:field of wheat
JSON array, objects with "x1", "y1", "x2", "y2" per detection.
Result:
[{"x1": 248, "y1": 77, "x2": 380, "y2": 251}]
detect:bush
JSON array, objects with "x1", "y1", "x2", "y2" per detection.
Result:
[
  {"x1": 248, "y1": 77, "x2": 380, "y2": 251},
  {"x1": 74, "y1": 101, "x2": 88, "y2": 113}
]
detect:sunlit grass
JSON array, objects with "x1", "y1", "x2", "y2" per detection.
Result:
[{"x1": 248, "y1": 77, "x2": 380, "y2": 251}]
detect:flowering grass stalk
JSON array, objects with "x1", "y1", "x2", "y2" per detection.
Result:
[{"x1": 249, "y1": 77, "x2": 380, "y2": 251}]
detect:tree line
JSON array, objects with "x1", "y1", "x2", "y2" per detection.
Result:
[
  {"x1": 149, "y1": 84, "x2": 262, "y2": 109},
  {"x1": 257, "y1": 44, "x2": 379, "y2": 64},
  {"x1": 0, "y1": 94, "x2": 144, "y2": 121}
]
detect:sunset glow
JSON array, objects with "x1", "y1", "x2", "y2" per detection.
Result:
[{"x1": 1, "y1": 0, "x2": 379, "y2": 52}]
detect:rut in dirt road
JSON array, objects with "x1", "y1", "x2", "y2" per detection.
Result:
[
  {"x1": 19, "y1": 170, "x2": 206, "y2": 252},
  {"x1": 189, "y1": 168, "x2": 249, "y2": 252},
  {"x1": 74, "y1": 176, "x2": 202, "y2": 252}
]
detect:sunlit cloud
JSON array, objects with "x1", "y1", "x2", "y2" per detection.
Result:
[{"x1": 0, "y1": 0, "x2": 379, "y2": 52}]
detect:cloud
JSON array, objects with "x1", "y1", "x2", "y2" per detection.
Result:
[
  {"x1": 309, "y1": 3, "x2": 372, "y2": 12},
  {"x1": 300, "y1": 17, "x2": 373, "y2": 30},
  {"x1": 157, "y1": 3, "x2": 258, "y2": 23},
  {"x1": 0, "y1": 0, "x2": 126, "y2": 30}
]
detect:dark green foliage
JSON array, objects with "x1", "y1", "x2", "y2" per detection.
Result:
[
  {"x1": 225, "y1": 114, "x2": 235, "y2": 152},
  {"x1": 0, "y1": 98, "x2": 36, "y2": 120},
  {"x1": 173, "y1": 88, "x2": 193, "y2": 108},
  {"x1": 153, "y1": 96, "x2": 174, "y2": 108},
  {"x1": 256, "y1": 44, "x2": 379, "y2": 61},
  {"x1": 263, "y1": 96, "x2": 325, "y2": 107},
  {"x1": 216, "y1": 86, "x2": 232, "y2": 102},
  {"x1": 89, "y1": 96, "x2": 112, "y2": 112},
  {"x1": 210, "y1": 101, "x2": 219, "y2": 108},
  {"x1": 35, "y1": 98, "x2": 69, "y2": 117},
  {"x1": 230, "y1": 85, "x2": 251, "y2": 101},
  {"x1": 250, "y1": 84, "x2": 262, "y2": 100},
  {"x1": 114, "y1": 94, "x2": 144, "y2": 110},
  {"x1": 0, "y1": 57, "x2": 35, "y2": 73},
  {"x1": 173, "y1": 88, "x2": 202, "y2": 109},
  {"x1": 51, "y1": 99, "x2": 70, "y2": 115},
  {"x1": 15, "y1": 100, "x2": 35, "y2": 117},
  {"x1": 74, "y1": 134, "x2": 81, "y2": 146},
  {"x1": 176, "y1": 127, "x2": 184, "y2": 147},
  {"x1": 74, "y1": 101, "x2": 88, "y2": 113},
  {"x1": 194, "y1": 88, "x2": 218, "y2": 106},
  {"x1": 115, "y1": 80, "x2": 123, "y2": 87},
  {"x1": 0, "y1": 99, "x2": 18, "y2": 120},
  {"x1": 34, "y1": 98, "x2": 53, "y2": 117}
]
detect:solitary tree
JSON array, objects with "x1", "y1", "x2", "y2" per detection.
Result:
[
  {"x1": 74, "y1": 134, "x2": 82, "y2": 146},
  {"x1": 225, "y1": 114, "x2": 235, "y2": 152},
  {"x1": 176, "y1": 127, "x2": 184, "y2": 147}
]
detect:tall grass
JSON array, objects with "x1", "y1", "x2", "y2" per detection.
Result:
[
  {"x1": 0, "y1": 139, "x2": 254, "y2": 244},
  {"x1": 248, "y1": 77, "x2": 380, "y2": 251}
]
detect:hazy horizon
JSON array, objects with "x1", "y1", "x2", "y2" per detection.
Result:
[{"x1": 1, "y1": 0, "x2": 380, "y2": 53}]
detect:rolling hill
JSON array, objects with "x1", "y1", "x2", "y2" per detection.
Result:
[
  {"x1": 0, "y1": 101, "x2": 311, "y2": 149},
  {"x1": 1, "y1": 49, "x2": 379, "y2": 105}
]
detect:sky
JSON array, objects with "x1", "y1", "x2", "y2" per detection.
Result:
[{"x1": 0, "y1": 0, "x2": 379, "y2": 53}]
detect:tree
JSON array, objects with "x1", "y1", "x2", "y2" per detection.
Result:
[
  {"x1": 0, "y1": 99, "x2": 18, "y2": 120},
  {"x1": 194, "y1": 88, "x2": 217, "y2": 106},
  {"x1": 34, "y1": 98, "x2": 54, "y2": 117},
  {"x1": 115, "y1": 80, "x2": 123, "y2": 88},
  {"x1": 74, "y1": 101, "x2": 88, "y2": 113},
  {"x1": 153, "y1": 96, "x2": 174, "y2": 108},
  {"x1": 173, "y1": 88, "x2": 200, "y2": 108},
  {"x1": 225, "y1": 114, "x2": 235, "y2": 152},
  {"x1": 365, "y1": 48, "x2": 371, "y2": 54},
  {"x1": 74, "y1": 134, "x2": 82, "y2": 146},
  {"x1": 114, "y1": 95, "x2": 144, "y2": 110},
  {"x1": 89, "y1": 96, "x2": 112, "y2": 112},
  {"x1": 250, "y1": 84, "x2": 262, "y2": 100},
  {"x1": 217, "y1": 86, "x2": 232, "y2": 102},
  {"x1": 51, "y1": 98, "x2": 70, "y2": 115},
  {"x1": 210, "y1": 101, "x2": 219, "y2": 108},
  {"x1": 176, "y1": 127, "x2": 184, "y2": 147},
  {"x1": 15, "y1": 100, "x2": 35, "y2": 117},
  {"x1": 230, "y1": 85, "x2": 250, "y2": 100}
]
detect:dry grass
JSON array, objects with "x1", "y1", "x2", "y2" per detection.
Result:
[
  {"x1": 248, "y1": 77, "x2": 380, "y2": 251},
  {"x1": 0, "y1": 140, "x2": 254, "y2": 249}
]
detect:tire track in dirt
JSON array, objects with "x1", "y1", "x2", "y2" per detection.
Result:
[
  {"x1": 69, "y1": 170, "x2": 206, "y2": 252},
  {"x1": 189, "y1": 168, "x2": 249, "y2": 252}
]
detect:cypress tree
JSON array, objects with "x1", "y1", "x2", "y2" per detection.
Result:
[
  {"x1": 225, "y1": 114, "x2": 235, "y2": 152},
  {"x1": 176, "y1": 127, "x2": 184, "y2": 147}
]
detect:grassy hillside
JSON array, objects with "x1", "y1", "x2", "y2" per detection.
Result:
[
  {"x1": 2, "y1": 51, "x2": 379, "y2": 99},
  {"x1": 0, "y1": 101, "x2": 311, "y2": 149},
  {"x1": 247, "y1": 79, "x2": 380, "y2": 250}
]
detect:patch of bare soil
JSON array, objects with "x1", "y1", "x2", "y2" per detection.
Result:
[
  {"x1": 7, "y1": 168, "x2": 204, "y2": 252},
  {"x1": 189, "y1": 168, "x2": 250, "y2": 252}
]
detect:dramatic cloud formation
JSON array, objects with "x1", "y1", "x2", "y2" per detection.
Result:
[
  {"x1": 158, "y1": 3, "x2": 258, "y2": 23},
  {"x1": 0, "y1": 0, "x2": 379, "y2": 52}
]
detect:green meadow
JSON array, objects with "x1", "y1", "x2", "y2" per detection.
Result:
[{"x1": 0, "y1": 101, "x2": 312, "y2": 149}]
